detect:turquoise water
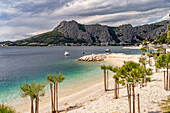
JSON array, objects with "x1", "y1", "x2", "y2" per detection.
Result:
[{"x1": 0, "y1": 46, "x2": 147, "y2": 104}]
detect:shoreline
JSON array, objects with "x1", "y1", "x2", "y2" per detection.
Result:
[
  {"x1": 8, "y1": 52, "x2": 170, "y2": 113},
  {"x1": 68, "y1": 53, "x2": 169, "y2": 112},
  {"x1": 10, "y1": 61, "x2": 106, "y2": 113},
  {"x1": 24, "y1": 53, "x2": 142, "y2": 113}
]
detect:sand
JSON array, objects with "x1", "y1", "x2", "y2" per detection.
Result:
[
  {"x1": 22, "y1": 53, "x2": 170, "y2": 113},
  {"x1": 68, "y1": 54, "x2": 169, "y2": 113}
]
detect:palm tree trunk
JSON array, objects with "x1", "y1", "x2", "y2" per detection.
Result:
[
  {"x1": 54, "y1": 83, "x2": 56, "y2": 112},
  {"x1": 31, "y1": 98, "x2": 34, "y2": 113},
  {"x1": 127, "y1": 84, "x2": 131, "y2": 113},
  {"x1": 107, "y1": 70, "x2": 109, "y2": 91},
  {"x1": 148, "y1": 47, "x2": 149, "y2": 54},
  {"x1": 149, "y1": 57, "x2": 151, "y2": 66},
  {"x1": 164, "y1": 70, "x2": 165, "y2": 90},
  {"x1": 138, "y1": 94, "x2": 140, "y2": 113},
  {"x1": 114, "y1": 80, "x2": 117, "y2": 99},
  {"x1": 35, "y1": 96, "x2": 39, "y2": 113},
  {"x1": 50, "y1": 83, "x2": 54, "y2": 113},
  {"x1": 104, "y1": 70, "x2": 106, "y2": 91},
  {"x1": 56, "y1": 83, "x2": 58, "y2": 113},
  {"x1": 169, "y1": 72, "x2": 170, "y2": 90},
  {"x1": 166, "y1": 65, "x2": 168, "y2": 91},
  {"x1": 129, "y1": 84, "x2": 131, "y2": 112},
  {"x1": 132, "y1": 83, "x2": 135, "y2": 113},
  {"x1": 117, "y1": 83, "x2": 119, "y2": 98}
]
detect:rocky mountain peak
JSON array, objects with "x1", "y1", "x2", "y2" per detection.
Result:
[{"x1": 13, "y1": 20, "x2": 170, "y2": 46}]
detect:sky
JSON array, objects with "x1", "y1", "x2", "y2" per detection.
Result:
[{"x1": 0, "y1": 0, "x2": 170, "y2": 42}]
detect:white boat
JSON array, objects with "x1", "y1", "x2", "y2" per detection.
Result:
[
  {"x1": 64, "y1": 51, "x2": 70, "y2": 56},
  {"x1": 105, "y1": 49, "x2": 110, "y2": 52}
]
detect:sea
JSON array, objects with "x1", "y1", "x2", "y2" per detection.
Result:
[{"x1": 0, "y1": 46, "x2": 146, "y2": 105}]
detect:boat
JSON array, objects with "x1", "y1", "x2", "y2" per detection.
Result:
[
  {"x1": 64, "y1": 51, "x2": 70, "y2": 56},
  {"x1": 105, "y1": 49, "x2": 110, "y2": 52},
  {"x1": 82, "y1": 52, "x2": 85, "y2": 54}
]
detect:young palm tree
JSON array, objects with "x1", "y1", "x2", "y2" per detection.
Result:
[
  {"x1": 34, "y1": 81, "x2": 46, "y2": 113},
  {"x1": 153, "y1": 55, "x2": 158, "y2": 72},
  {"x1": 108, "y1": 66, "x2": 119, "y2": 99},
  {"x1": 20, "y1": 82, "x2": 36, "y2": 113},
  {"x1": 156, "y1": 53, "x2": 170, "y2": 90},
  {"x1": 20, "y1": 81, "x2": 46, "y2": 113},
  {"x1": 139, "y1": 57, "x2": 147, "y2": 68},
  {"x1": 114, "y1": 61, "x2": 152, "y2": 113},
  {"x1": 47, "y1": 72, "x2": 65, "y2": 113},
  {"x1": 147, "y1": 53, "x2": 153, "y2": 66},
  {"x1": 101, "y1": 65, "x2": 107, "y2": 91},
  {"x1": 157, "y1": 48, "x2": 163, "y2": 54},
  {"x1": 140, "y1": 48, "x2": 146, "y2": 56}
]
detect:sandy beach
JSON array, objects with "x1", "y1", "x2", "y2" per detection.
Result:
[{"x1": 21, "y1": 53, "x2": 170, "y2": 113}]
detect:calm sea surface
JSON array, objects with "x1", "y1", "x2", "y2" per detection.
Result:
[{"x1": 0, "y1": 46, "x2": 145, "y2": 104}]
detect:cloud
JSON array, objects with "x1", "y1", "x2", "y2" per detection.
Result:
[{"x1": 0, "y1": 0, "x2": 170, "y2": 41}]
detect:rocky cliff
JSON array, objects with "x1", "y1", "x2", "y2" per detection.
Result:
[
  {"x1": 54, "y1": 20, "x2": 169, "y2": 44},
  {"x1": 10, "y1": 20, "x2": 170, "y2": 45}
]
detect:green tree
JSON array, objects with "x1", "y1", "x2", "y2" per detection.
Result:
[
  {"x1": 140, "y1": 48, "x2": 146, "y2": 56},
  {"x1": 167, "y1": 25, "x2": 170, "y2": 39},
  {"x1": 147, "y1": 53, "x2": 153, "y2": 66},
  {"x1": 47, "y1": 72, "x2": 65, "y2": 113},
  {"x1": 20, "y1": 82, "x2": 36, "y2": 113},
  {"x1": 156, "y1": 33, "x2": 167, "y2": 44},
  {"x1": 153, "y1": 55, "x2": 158, "y2": 72},
  {"x1": 20, "y1": 81, "x2": 46, "y2": 113},
  {"x1": 136, "y1": 43, "x2": 140, "y2": 46},
  {"x1": 157, "y1": 49, "x2": 163, "y2": 54},
  {"x1": 139, "y1": 57, "x2": 147, "y2": 68},
  {"x1": 155, "y1": 53, "x2": 170, "y2": 90},
  {"x1": 0, "y1": 105, "x2": 15, "y2": 113},
  {"x1": 101, "y1": 65, "x2": 107, "y2": 91},
  {"x1": 114, "y1": 61, "x2": 152, "y2": 113},
  {"x1": 34, "y1": 81, "x2": 46, "y2": 113},
  {"x1": 107, "y1": 66, "x2": 119, "y2": 99}
]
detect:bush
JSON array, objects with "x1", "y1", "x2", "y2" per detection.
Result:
[{"x1": 0, "y1": 104, "x2": 15, "y2": 113}]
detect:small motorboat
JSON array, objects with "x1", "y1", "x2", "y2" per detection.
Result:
[
  {"x1": 82, "y1": 52, "x2": 85, "y2": 54},
  {"x1": 64, "y1": 51, "x2": 70, "y2": 56},
  {"x1": 105, "y1": 49, "x2": 110, "y2": 52}
]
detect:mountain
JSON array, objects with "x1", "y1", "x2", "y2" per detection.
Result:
[{"x1": 3, "y1": 20, "x2": 170, "y2": 46}]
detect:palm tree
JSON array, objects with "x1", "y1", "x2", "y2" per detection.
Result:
[
  {"x1": 153, "y1": 53, "x2": 158, "y2": 72},
  {"x1": 157, "y1": 48, "x2": 163, "y2": 54},
  {"x1": 147, "y1": 53, "x2": 153, "y2": 66},
  {"x1": 20, "y1": 81, "x2": 46, "y2": 113},
  {"x1": 139, "y1": 57, "x2": 147, "y2": 68},
  {"x1": 156, "y1": 53, "x2": 170, "y2": 90},
  {"x1": 20, "y1": 82, "x2": 36, "y2": 113},
  {"x1": 142, "y1": 39, "x2": 149, "y2": 53},
  {"x1": 34, "y1": 81, "x2": 46, "y2": 113},
  {"x1": 47, "y1": 72, "x2": 65, "y2": 113},
  {"x1": 101, "y1": 65, "x2": 107, "y2": 91},
  {"x1": 114, "y1": 61, "x2": 152, "y2": 113},
  {"x1": 108, "y1": 66, "x2": 119, "y2": 99},
  {"x1": 140, "y1": 48, "x2": 146, "y2": 56}
]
